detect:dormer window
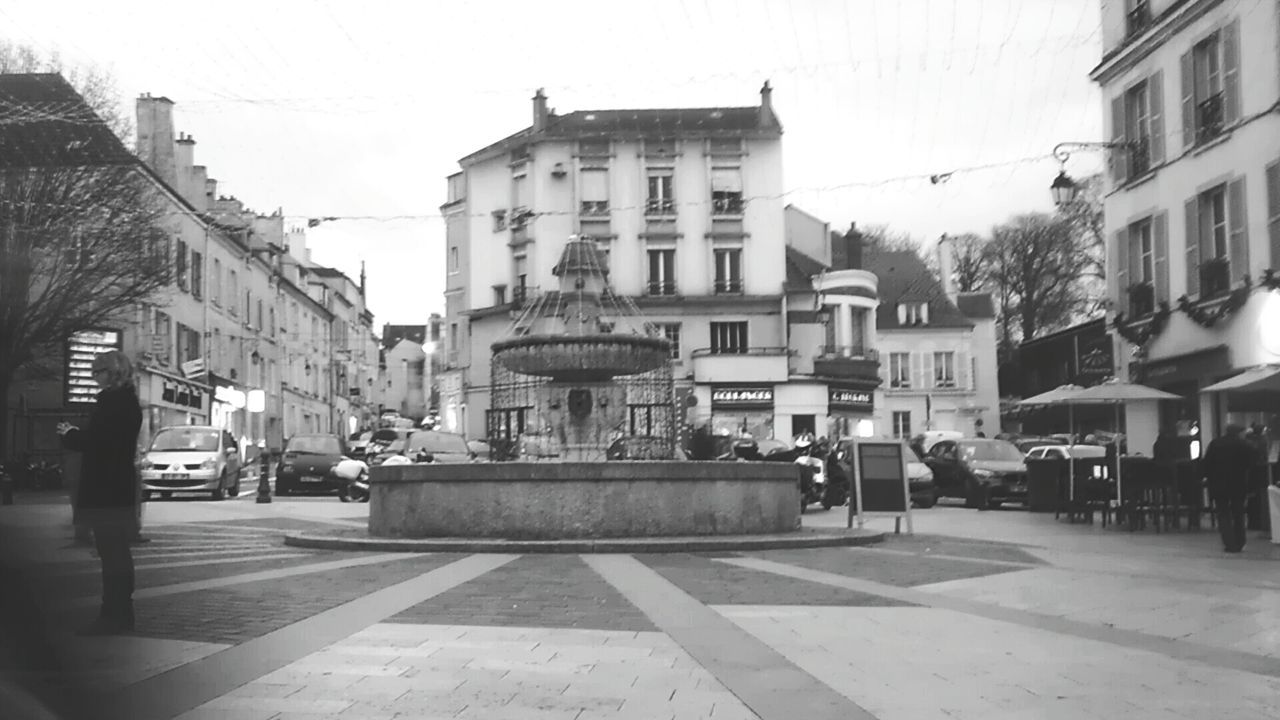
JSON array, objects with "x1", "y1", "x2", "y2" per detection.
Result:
[{"x1": 897, "y1": 302, "x2": 929, "y2": 326}]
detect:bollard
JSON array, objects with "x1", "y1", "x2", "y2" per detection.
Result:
[{"x1": 256, "y1": 450, "x2": 272, "y2": 504}]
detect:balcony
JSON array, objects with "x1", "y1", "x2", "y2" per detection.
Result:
[
  {"x1": 1125, "y1": 2, "x2": 1151, "y2": 37},
  {"x1": 646, "y1": 280, "x2": 677, "y2": 296},
  {"x1": 1196, "y1": 93, "x2": 1224, "y2": 145},
  {"x1": 645, "y1": 198, "x2": 675, "y2": 216},
  {"x1": 580, "y1": 200, "x2": 609, "y2": 216},
  {"x1": 713, "y1": 279, "x2": 743, "y2": 294},
  {"x1": 711, "y1": 195, "x2": 744, "y2": 216},
  {"x1": 813, "y1": 346, "x2": 881, "y2": 386},
  {"x1": 1127, "y1": 281, "x2": 1155, "y2": 317},
  {"x1": 691, "y1": 346, "x2": 790, "y2": 383},
  {"x1": 1199, "y1": 257, "x2": 1230, "y2": 298}
]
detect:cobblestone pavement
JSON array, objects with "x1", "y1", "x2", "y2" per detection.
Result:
[{"x1": 1, "y1": 497, "x2": 1278, "y2": 719}]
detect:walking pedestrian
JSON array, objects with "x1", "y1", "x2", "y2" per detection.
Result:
[
  {"x1": 1202, "y1": 424, "x2": 1260, "y2": 554},
  {"x1": 55, "y1": 350, "x2": 142, "y2": 634}
]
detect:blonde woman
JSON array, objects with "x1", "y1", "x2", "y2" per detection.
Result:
[{"x1": 56, "y1": 349, "x2": 141, "y2": 635}]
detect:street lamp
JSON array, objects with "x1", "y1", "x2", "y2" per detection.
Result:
[
  {"x1": 422, "y1": 341, "x2": 436, "y2": 423},
  {"x1": 1049, "y1": 141, "x2": 1131, "y2": 206}
]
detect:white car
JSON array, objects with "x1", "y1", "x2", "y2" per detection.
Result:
[
  {"x1": 140, "y1": 426, "x2": 242, "y2": 500},
  {"x1": 1024, "y1": 445, "x2": 1107, "y2": 460}
]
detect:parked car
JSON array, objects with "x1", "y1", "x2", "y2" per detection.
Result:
[
  {"x1": 466, "y1": 439, "x2": 493, "y2": 462},
  {"x1": 1024, "y1": 445, "x2": 1107, "y2": 461},
  {"x1": 365, "y1": 428, "x2": 415, "y2": 466},
  {"x1": 923, "y1": 437, "x2": 1029, "y2": 509},
  {"x1": 831, "y1": 438, "x2": 935, "y2": 509},
  {"x1": 140, "y1": 426, "x2": 242, "y2": 500},
  {"x1": 1014, "y1": 436, "x2": 1059, "y2": 455},
  {"x1": 347, "y1": 430, "x2": 374, "y2": 460},
  {"x1": 404, "y1": 430, "x2": 475, "y2": 463},
  {"x1": 275, "y1": 433, "x2": 349, "y2": 496}
]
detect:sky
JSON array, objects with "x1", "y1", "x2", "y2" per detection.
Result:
[{"x1": 4, "y1": 0, "x2": 1106, "y2": 327}]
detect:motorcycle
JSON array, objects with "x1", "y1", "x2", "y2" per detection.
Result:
[{"x1": 332, "y1": 457, "x2": 371, "y2": 503}]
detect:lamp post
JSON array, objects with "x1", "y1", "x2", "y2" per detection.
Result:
[
  {"x1": 1049, "y1": 141, "x2": 1132, "y2": 206},
  {"x1": 422, "y1": 341, "x2": 436, "y2": 425}
]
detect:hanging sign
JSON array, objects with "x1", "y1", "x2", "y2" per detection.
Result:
[{"x1": 65, "y1": 329, "x2": 122, "y2": 404}]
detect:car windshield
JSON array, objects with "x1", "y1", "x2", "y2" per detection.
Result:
[
  {"x1": 959, "y1": 440, "x2": 1025, "y2": 462},
  {"x1": 371, "y1": 429, "x2": 405, "y2": 444},
  {"x1": 407, "y1": 432, "x2": 469, "y2": 454},
  {"x1": 287, "y1": 436, "x2": 342, "y2": 454},
  {"x1": 151, "y1": 428, "x2": 220, "y2": 452}
]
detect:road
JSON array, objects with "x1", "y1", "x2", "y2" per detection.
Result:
[{"x1": 1, "y1": 491, "x2": 1277, "y2": 720}]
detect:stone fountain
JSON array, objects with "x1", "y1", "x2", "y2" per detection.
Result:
[{"x1": 364, "y1": 236, "x2": 803, "y2": 540}]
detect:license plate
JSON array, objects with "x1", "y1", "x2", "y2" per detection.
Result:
[
  {"x1": 161, "y1": 473, "x2": 188, "y2": 480},
  {"x1": 300, "y1": 476, "x2": 323, "y2": 483}
]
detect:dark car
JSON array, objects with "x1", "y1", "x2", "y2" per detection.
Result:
[
  {"x1": 924, "y1": 438, "x2": 1029, "y2": 509},
  {"x1": 404, "y1": 430, "x2": 475, "y2": 463},
  {"x1": 275, "y1": 433, "x2": 348, "y2": 496},
  {"x1": 365, "y1": 428, "x2": 415, "y2": 466}
]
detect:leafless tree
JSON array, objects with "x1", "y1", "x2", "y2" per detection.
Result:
[
  {"x1": 985, "y1": 213, "x2": 1091, "y2": 348},
  {"x1": 1055, "y1": 172, "x2": 1107, "y2": 312},
  {"x1": 948, "y1": 232, "x2": 991, "y2": 292}
]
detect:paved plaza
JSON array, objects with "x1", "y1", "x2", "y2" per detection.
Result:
[{"x1": 1, "y1": 493, "x2": 1277, "y2": 720}]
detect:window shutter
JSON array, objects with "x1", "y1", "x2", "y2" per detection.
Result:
[
  {"x1": 923, "y1": 352, "x2": 935, "y2": 389},
  {"x1": 1227, "y1": 176, "x2": 1249, "y2": 284},
  {"x1": 956, "y1": 349, "x2": 970, "y2": 390},
  {"x1": 1148, "y1": 70, "x2": 1165, "y2": 165},
  {"x1": 1185, "y1": 198, "x2": 1201, "y2": 297},
  {"x1": 896, "y1": 303, "x2": 907, "y2": 325},
  {"x1": 1222, "y1": 19, "x2": 1241, "y2": 125},
  {"x1": 1267, "y1": 161, "x2": 1280, "y2": 269},
  {"x1": 1127, "y1": 226, "x2": 1143, "y2": 285},
  {"x1": 911, "y1": 351, "x2": 923, "y2": 390},
  {"x1": 1153, "y1": 212, "x2": 1170, "y2": 304},
  {"x1": 1110, "y1": 95, "x2": 1128, "y2": 183},
  {"x1": 1180, "y1": 51, "x2": 1196, "y2": 148},
  {"x1": 1112, "y1": 228, "x2": 1129, "y2": 310}
]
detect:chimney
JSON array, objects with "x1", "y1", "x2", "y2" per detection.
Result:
[
  {"x1": 191, "y1": 165, "x2": 208, "y2": 211},
  {"x1": 360, "y1": 260, "x2": 367, "y2": 296},
  {"x1": 937, "y1": 233, "x2": 957, "y2": 301},
  {"x1": 532, "y1": 88, "x2": 549, "y2": 132},
  {"x1": 836, "y1": 222, "x2": 862, "y2": 270},
  {"x1": 204, "y1": 178, "x2": 218, "y2": 211},
  {"x1": 136, "y1": 94, "x2": 177, "y2": 187},
  {"x1": 174, "y1": 133, "x2": 198, "y2": 205},
  {"x1": 758, "y1": 80, "x2": 777, "y2": 129}
]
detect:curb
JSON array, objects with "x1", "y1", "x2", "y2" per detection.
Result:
[{"x1": 283, "y1": 527, "x2": 887, "y2": 554}]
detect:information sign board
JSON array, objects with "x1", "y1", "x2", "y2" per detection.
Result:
[
  {"x1": 845, "y1": 439, "x2": 913, "y2": 534},
  {"x1": 65, "y1": 328, "x2": 122, "y2": 404}
]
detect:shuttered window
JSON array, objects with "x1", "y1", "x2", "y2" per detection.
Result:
[
  {"x1": 1181, "y1": 19, "x2": 1241, "y2": 148},
  {"x1": 1267, "y1": 160, "x2": 1280, "y2": 269}
]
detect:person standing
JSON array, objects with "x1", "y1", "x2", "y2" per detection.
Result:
[
  {"x1": 1202, "y1": 424, "x2": 1260, "y2": 553},
  {"x1": 55, "y1": 350, "x2": 142, "y2": 634}
]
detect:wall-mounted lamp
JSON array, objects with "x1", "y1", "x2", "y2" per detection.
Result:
[
  {"x1": 1049, "y1": 141, "x2": 1132, "y2": 206},
  {"x1": 551, "y1": 162, "x2": 567, "y2": 178}
]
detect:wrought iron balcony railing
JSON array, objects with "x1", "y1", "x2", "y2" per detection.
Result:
[
  {"x1": 646, "y1": 280, "x2": 677, "y2": 296},
  {"x1": 1199, "y1": 257, "x2": 1230, "y2": 298},
  {"x1": 580, "y1": 200, "x2": 609, "y2": 216},
  {"x1": 711, "y1": 195, "x2": 744, "y2": 215},
  {"x1": 817, "y1": 345, "x2": 880, "y2": 361},
  {"x1": 1128, "y1": 136, "x2": 1151, "y2": 176},
  {"x1": 645, "y1": 198, "x2": 675, "y2": 215},
  {"x1": 713, "y1": 280, "x2": 743, "y2": 294}
]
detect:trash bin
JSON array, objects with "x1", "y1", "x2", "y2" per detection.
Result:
[
  {"x1": 1268, "y1": 486, "x2": 1280, "y2": 545},
  {"x1": 1026, "y1": 458, "x2": 1063, "y2": 513}
]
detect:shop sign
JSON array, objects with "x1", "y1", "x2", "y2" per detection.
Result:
[
  {"x1": 161, "y1": 379, "x2": 205, "y2": 410},
  {"x1": 828, "y1": 387, "x2": 874, "y2": 412},
  {"x1": 711, "y1": 387, "x2": 774, "y2": 407},
  {"x1": 65, "y1": 329, "x2": 122, "y2": 404},
  {"x1": 1077, "y1": 335, "x2": 1113, "y2": 379},
  {"x1": 214, "y1": 385, "x2": 247, "y2": 409}
]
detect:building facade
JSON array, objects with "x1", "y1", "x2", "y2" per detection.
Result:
[
  {"x1": 1091, "y1": 0, "x2": 1280, "y2": 446},
  {"x1": 439, "y1": 86, "x2": 885, "y2": 444}
]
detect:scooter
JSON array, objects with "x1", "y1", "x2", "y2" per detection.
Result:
[{"x1": 332, "y1": 457, "x2": 370, "y2": 503}]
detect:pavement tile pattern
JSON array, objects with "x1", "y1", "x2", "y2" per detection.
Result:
[
  {"x1": 638, "y1": 551, "x2": 915, "y2": 605},
  {"x1": 754, "y1": 545, "x2": 1032, "y2": 587},
  {"x1": 388, "y1": 554, "x2": 656, "y2": 632}
]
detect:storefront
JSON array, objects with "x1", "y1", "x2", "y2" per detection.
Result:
[
  {"x1": 708, "y1": 385, "x2": 775, "y2": 440},
  {"x1": 826, "y1": 385, "x2": 875, "y2": 439},
  {"x1": 1135, "y1": 345, "x2": 1229, "y2": 438},
  {"x1": 208, "y1": 372, "x2": 247, "y2": 441},
  {"x1": 138, "y1": 368, "x2": 209, "y2": 447}
]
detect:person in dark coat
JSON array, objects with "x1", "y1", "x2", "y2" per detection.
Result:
[
  {"x1": 1201, "y1": 424, "x2": 1260, "y2": 553},
  {"x1": 56, "y1": 350, "x2": 142, "y2": 634}
]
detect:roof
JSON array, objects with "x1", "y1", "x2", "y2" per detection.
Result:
[
  {"x1": 462, "y1": 106, "x2": 777, "y2": 163},
  {"x1": 955, "y1": 292, "x2": 996, "y2": 319},
  {"x1": 861, "y1": 249, "x2": 972, "y2": 330},
  {"x1": 784, "y1": 246, "x2": 829, "y2": 290},
  {"x1": 0, "y1": 73, "x2": 136, "y2": 168},
  {"x1": 381, "y1": 324, "x2": 427, "y2": 350}
]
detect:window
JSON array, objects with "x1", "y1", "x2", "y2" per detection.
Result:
[
  {"x1": 245, "y1": 291, "x2": 253, "y2": 326},
  {"x1": 1127, "y1": 218, "x2": 1156, "y2": 316},
  {"x1": 190, "y1": 250, "x2": 203, "y2": 300},
  {"x1": 1125, "y1": 0, "x2": 1151, "y2": 37},
  {"x1": 512, "y1": 163, "x2": 529, "y2": 212},
  {"x1": 710, "y1": 321, "x2": 747, "y2": 354},
  {"x1": 257, "y1": 299, "x2": 264, "y2": 332},
  {"x1": 212, "y1": 258, "x2": 222, "y2": 306},
  {"x1": 212, "y1": 328, "x2": 222, "y2": 373},
  {"x1": 1124, "y1": 81, "x2": 1152, "y2": 176},
  {"x1": 892, "y1": 411, "x2": 911, "y2": 439},
  {"x1": 1185, "y1": 180, "x2": 1248, "y2": 299},
  {"x1": 228, "y1": 270, "x2": 239, "y2": 316},
  {"x1": 933, "y1": 352, "x2": 956, "y2": 388},
  {"x1": 711, "y1": 167, "x2": 743, "y2": 215},
  {"x1": 580, "y1": 168, "x2": 609, "y2": 215},
  {"x1": 269, "y1": 307, "x2": 276, "y2": 336},
  {"x1": 493, "y1": 285, "x2": 507, "y2": 306},
  {"x1": 578, "y1": 139, "x2": 610, "y2": 157},
  {"x1": 889, "y1": 352, "x2": 911, "y2": 388},
  {"x1": 449, "y1": 247, "x2": 459, "y2": 272},
  {"x1": 654, "y1": 322, "x2": 681, "y2": 360},
  {"x1": 449, "y1": 322, "x2": 459, "y2": 352},
  {"x1": 446, "y1": 172, "x2": 465, "y2": 204},
  {"x1": 153, "y1": 310, "x2": 172, "y2": 364},
  {"x1": 713, "y1": 248, "x2": 743, "y2": 293},
  {"x1": 1182, "y1": 21, "x2": 1240, "y2": 148},
  {"x1": 175, "y1": 239, "x2": 188, "y2": 291},
  {"x1": 513, "y1": 255, "x2": 528, "y2": 304},
  {"x1": 492, "y1": 209, "x2": 507, "y2": 232},
  {"x1": 1268, "y1": 161, "x2": 1280, "y2": 270},
  {"x1": 647, "y1": 249, "x2": 676, "y2": 295},
  {"x1": 646, "y1": 169, "x2": 675, "y2": 215},
  {"x1": 896, "y1": 302, "x2": 929, "y2": 326},
  {"x1": 175, "y1": 322, "x2": 201, "y2": 362}
]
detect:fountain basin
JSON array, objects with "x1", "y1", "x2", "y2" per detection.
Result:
[
  {"x1": 492, "y1": 334, "x2": 671, "y2": 382},
  {"x1": 368, "y1": 461, "x2": 801, "y2": 539}
]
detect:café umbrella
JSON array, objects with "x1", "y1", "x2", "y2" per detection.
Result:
[
  {"x1": 1059, "y1": 379, "x2": 1182, "y2": 503},
  {"x1": 1017, "y1": 385, "x2": 1086, "y2": 496}
]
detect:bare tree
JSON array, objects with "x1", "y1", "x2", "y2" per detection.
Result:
[
  {"x1": 985, "y1": 213, "x2": 1091, "y2": 346},
  {"x1": 948, "y1": 232, "x2": 991, "y2": 292},
  {"x1": 0, "y1": 41, "x2": 132, "y2": 143},
  {"x1": 859, "y1": 224, "x2": 937, "y2": 272},
  {"x1": 1055, "y1": 173, "x2": 1106, "y2": 312}
]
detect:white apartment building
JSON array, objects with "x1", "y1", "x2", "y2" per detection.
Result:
[
  {"x1": 1091, "y1": 0, "x2": 1280, "y2": 443},
  {"x1": 440, "y1": 86, "x2": 884, "y2": 443}
]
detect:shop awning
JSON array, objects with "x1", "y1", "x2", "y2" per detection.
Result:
[{"x1": 1201, "y1": 365, "x2": 1280, "y2": 393}]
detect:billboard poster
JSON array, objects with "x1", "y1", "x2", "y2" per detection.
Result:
[{"x1": 65, "y1": 328, "x2": 123, "y2": 404}]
